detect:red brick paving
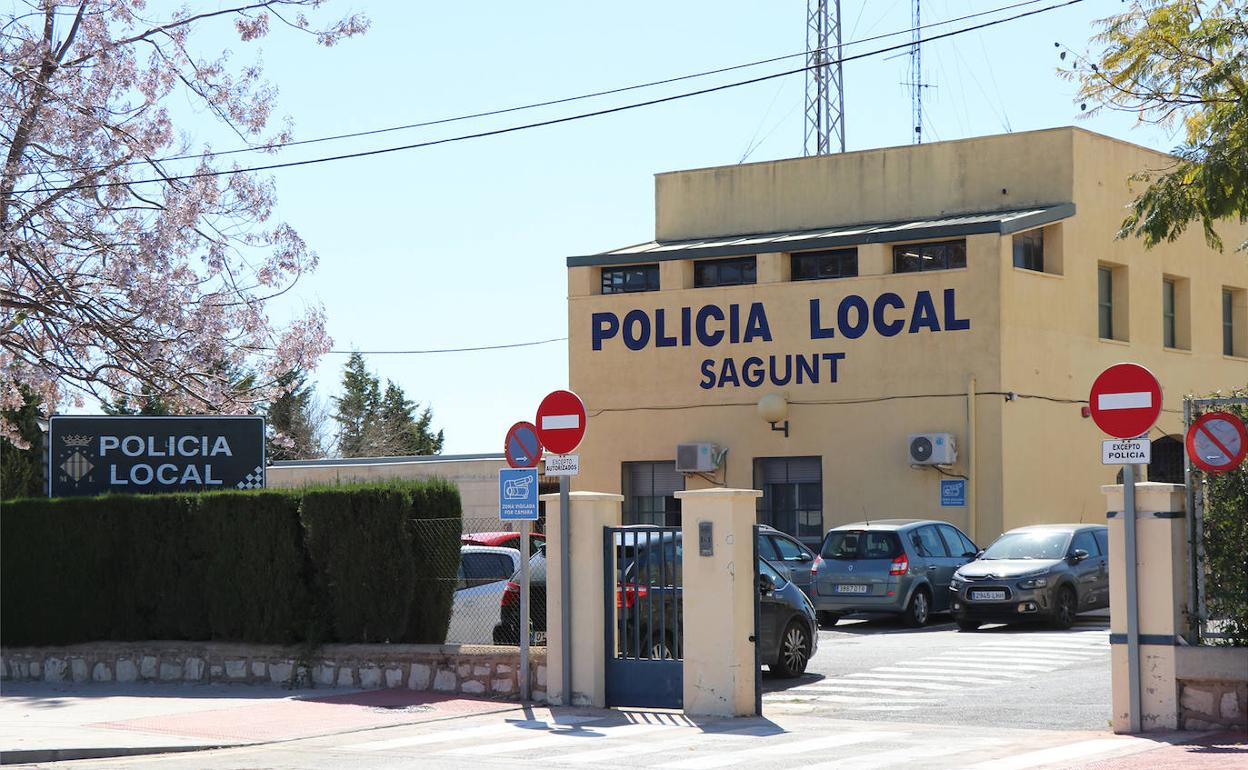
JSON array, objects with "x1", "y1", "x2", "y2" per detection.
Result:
[
  {"x1": 91, "y1": 690, "x2": 514, "y2": 743},
  {"x1": 1082, "y1": 730, "x2": 1247, "y2": 770}
]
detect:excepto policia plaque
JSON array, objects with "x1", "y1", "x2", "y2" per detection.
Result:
[{"x1": 48, "y1": 415, "x2": 265, "y2": 497}]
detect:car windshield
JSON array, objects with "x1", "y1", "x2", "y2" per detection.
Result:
[
  {"x1": 820, "y1": 530, "x2": 902, "y2": 560},
  {"x1": 981, "y1": 531, "x2": 1070, "y2": 560}
]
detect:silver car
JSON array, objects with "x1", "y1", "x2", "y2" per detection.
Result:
[
  {"x1": 811, "y1": 519, "x2": 979, "y2": 627},
  {"x1": 950, "y1": 524, "x2": 1109, "y2": 630}
]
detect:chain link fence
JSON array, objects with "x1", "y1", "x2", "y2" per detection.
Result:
[{"x1": 412, "y1": 516, "x2": 546, "y2": 646}]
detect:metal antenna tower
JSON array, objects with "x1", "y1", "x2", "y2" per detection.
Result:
[
  {"x1": 804, "y1": 0, "x2": 845, "y2": 155},
  {"x1": 908, "y1": 0, "x2": 923, "y2": 143}
]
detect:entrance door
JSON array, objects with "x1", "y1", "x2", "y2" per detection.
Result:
[{"x1": 603, "y1": 526, "x2": 683, "y2": 708}]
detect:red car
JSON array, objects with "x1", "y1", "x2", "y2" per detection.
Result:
[{"x1": 462, "y1": 531, "x2": 545, "y2": 554}]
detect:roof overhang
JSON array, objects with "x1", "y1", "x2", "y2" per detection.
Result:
[{"x1": 567, "y1": 203, "x2": 1075, "y2": 267}]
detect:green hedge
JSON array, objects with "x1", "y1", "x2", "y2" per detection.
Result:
[{"x1": 0, "y1": 481, "x2": 461, "y2": 647}]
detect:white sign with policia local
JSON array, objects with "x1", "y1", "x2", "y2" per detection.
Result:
[{"x1": 1102, "y1": 438, "x2": 1151, "y2": 465}]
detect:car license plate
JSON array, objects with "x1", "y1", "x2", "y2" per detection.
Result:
[
  {"x1": 970, "y1": 589, "x2": 1007, "y2": 601},
  {"x1": 835, "y1": 584, "x2": 869, "y2": 594}
]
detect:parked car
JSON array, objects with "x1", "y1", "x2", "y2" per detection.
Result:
[
  {"x1": 446, "y1": 545, "x2": 521, "y2": 644},
  {"x1": 462, "y1": 530, "x2": 545, "y2": 555},
  {"x1": 756, "y1": 524, "x2": 818, "y2": 597},
  {"x1": 493, "y1": 528, "x2": 818, "y2": 677},
  {"x1": 950, "y1": 524, "x2": 1109, "y2": 631},
  {"x1": 811, "y1": 519, "x2": 979, "y2": 628}
]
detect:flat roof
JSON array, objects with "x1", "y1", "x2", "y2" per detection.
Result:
[
  {"x1": 567, "y1": 203, "x2": 1074, "y2": 267},
  {"x1": 271, "y1": 453, "x2": 505, "y2": 468}
]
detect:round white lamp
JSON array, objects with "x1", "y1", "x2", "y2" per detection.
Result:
[{"x1": 758, "y1": 393, "x2": 790, "y2": 437}]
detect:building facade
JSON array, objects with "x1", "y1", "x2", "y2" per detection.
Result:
[{"x1": 566, "y1": 127, "x2": 1248, "y2": 547}]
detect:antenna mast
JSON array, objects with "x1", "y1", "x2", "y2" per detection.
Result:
[
  {"x1": 909, "y1": 0, "x2": 923, "y2": 143},
  {"x1": 804, "y1": 0, "x2": 845, "y2": 155}
]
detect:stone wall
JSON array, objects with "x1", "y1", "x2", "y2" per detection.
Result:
[
  {"x1": 1, "y1": 642, "x2": 547, "y2": 701},
  {"x1": 1179, "y1": 678, "x2": 1247, "y2": 731}
]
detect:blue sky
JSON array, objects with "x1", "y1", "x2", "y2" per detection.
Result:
[{"x1": 184, "y1": 0, "x2": 1173, "y2": 454}]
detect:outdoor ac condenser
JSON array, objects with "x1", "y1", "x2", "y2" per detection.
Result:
[
  {"x1": 907, "y1": 433, "x2": 957, "y2": 466},
  {"x1": 676, "y1": 442, "x2": 720, "y2": 473}
]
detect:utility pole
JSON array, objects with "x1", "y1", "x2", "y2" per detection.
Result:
[{"x1": 804, "y1": 0, "x2": 845, "y2": 155}]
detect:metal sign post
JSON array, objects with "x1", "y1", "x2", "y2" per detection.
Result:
[
  {"x1": 560, "y1": 474, "x2": 570, "y2": 703},
  {"x1": 519, "y1": 520, "x2": 531, "y2": 701},
  {"x1": 1122, "y1": 462, "x2": 1141, "y2": 734}
]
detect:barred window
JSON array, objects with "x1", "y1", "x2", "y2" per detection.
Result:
[
  {"x1": 754, "y1": 456, "x2": 822, "y2": 545},
  {"x1": 694, "y1": 256, "x2": 756, "y2": 287},
  {"x1": 893, "y1": 240, "x2": 967, "y2": 273},
  {"x1": 622, "y1": 461, "x2": 684, "y2": 527}
]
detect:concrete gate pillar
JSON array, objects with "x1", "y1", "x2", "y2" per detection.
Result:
[
  {"x1": 1102, "y1": 481, "x2": 1187, "y2": 733},
  {"x1": 676, "y1": 487, "x2": 762, "y2": 717},
  {"x1": 543, "y1": 491, "x2": 622, "y2": 707}
]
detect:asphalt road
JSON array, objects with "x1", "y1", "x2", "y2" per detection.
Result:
[{"x1": 762, "y1": 609, "x2": 1112, "y2": 731}]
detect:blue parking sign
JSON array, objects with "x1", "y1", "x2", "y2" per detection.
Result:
[
  {"x1": 940, "y1": 478, "x2": 966, "y2": 507},
  {"x1": 499, "y1": 468, "x2": 539, "y2": 521}
]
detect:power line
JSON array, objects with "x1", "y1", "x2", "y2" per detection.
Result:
[
  {"x1": 320, "y1": 337, "x2": 567, "y2": 355},
  {"x1": 23, "y1": 0, "x2": 1068, "y2": 184}
]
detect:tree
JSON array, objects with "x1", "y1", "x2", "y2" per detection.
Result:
[
  {"x1": 0, "y1": 386, "x2": 44, "y2": 499},
  {"x1": 266, "y1": 368, "x2": 324, "y2": 460},
  {"x1": 0, "y1": 2, "x2": 368, "y2": 447},
  {"x1": 1072, "y1": 1, "x2": 1248, "y2": 251},
  {"x1": 332, "y1": 352, "x2": 382, "y2": 458},
  {"x1": 331, "y1": 354, "x2": 444, "y2": 458}
]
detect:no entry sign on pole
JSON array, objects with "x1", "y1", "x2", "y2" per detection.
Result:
[
  {"x1": 1089, "y1": 363, "x2": 1163, "y2": 439},
  {"x1": 535, "y1": 390, "x2": 587, "y2": 455},
  {"x1": 1186, "y1": 412, "x2": 1248, "y2": 473},
  {"x1": 504, "y1": 421, "x2": 542, "y2": 469}
]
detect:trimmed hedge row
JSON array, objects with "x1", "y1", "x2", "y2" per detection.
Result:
[{"x1": 0, "y1": 480, "x2": 462, "y2": 647}]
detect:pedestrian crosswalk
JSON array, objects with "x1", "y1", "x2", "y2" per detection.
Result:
[
  {"x1": 763, "y1": 628, "x2": 1110, "y2": 711},
  {"x1": 334, "y1": 698, "x2": 1161, "y2": 769}
]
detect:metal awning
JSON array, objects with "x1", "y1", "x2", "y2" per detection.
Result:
[{"x1": 566, "y1": 203, "x2": 1075, "y2": 267}]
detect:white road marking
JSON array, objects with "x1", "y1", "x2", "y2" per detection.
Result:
[
  {"x1": 853, "y1": 671, "x2": 1004, "y2": 685},
  {"x1": 553, "y1": 725, "x2": 778, "y2": 765},
  {"x1": 835, "y1": 676, "x2": 963, "y2": 691},
  {"x1": 439, "y1": 722, "x2": 662, "y2": 755},
  {"x1": 768, "y1": 683, "x2": 943, "y2": 697},
  {"x1": 886, "y1": 662, "x2": 1037, "y2": 676},
  {"x1": 924, "y1": 656, "x2": 1059, "y2": 670},
  {"x1": 946, "y1": 651, "x2": 1096, "y2": 663},
  {"x1": 344, "y1": 717, "x2": 600, "y2": 751},
  {"x1": 1098, "y1": 391, "x2": 1152, "y2": 410},
  {"x1": 658, "y1": 732, "x2": 905, "y2": 770},
  {"x1": 768, "y1": 694, "x2": 939, "y2": 705},
  {"x1": 541, "y1": 414, "x2": 580, "y2": 429},
  {"x1": 964, "y1": 737, "x2": 1162, "y2": 769},
  {"x1": 801, "y1": 740, "x2": 1003, "y2": 769}
]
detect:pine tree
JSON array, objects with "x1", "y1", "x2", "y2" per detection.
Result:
[
  {"x1": 266, "y1": 369, "x2": 324, "y2": 460},
  {"x1": 0, "y1": 388, "x2": 45, "y2": 499},
  {"x1": 379, "y1": 381, "x2": 445, "y2": 456},
  {"x1": 332, "y1": 353, "x2": 383, "y2": 458}
]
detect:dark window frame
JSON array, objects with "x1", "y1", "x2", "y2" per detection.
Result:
[
  {"x1": 693, "y1": 256, "x2": 757, "y2": 288},
  {"x1": 1163, "y1": 279, "x2": 1177, "y2": 348},
  {"x1": 753, "y1": 456, "x2": 823, "y2": 545},
  {"x1": 601, "y1": 264, "x2": 660, "y2": 294},
  {"x1": 893, "y1": 239, "x2": 967, "y2": 273},
  {"x1": 1012, "y1": 230, "x2": 1044, "y2": 272},
  {"x1": 1098, "y1": 267, "x2": 1114, "y2": 340},
  {"x1": 791, "y1": 248, "x2": 859, "y2": 281},
  {"x1": 1225, "y1": 289, "x2": 1236, "y2": 356},
  {"x1": 621, "y1": 461, "x2": 684, "y2": 527}
]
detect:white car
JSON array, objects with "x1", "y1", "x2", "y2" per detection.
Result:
[{"x1": 446, "y1": 545, "x2": 521, "y2": 644}]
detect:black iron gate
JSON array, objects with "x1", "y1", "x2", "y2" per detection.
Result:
[{"x1": 603, "y1": 526, "x2": 683, "y2": 708}]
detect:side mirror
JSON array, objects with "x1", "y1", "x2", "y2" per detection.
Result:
[
  {"x1": 797, "y1": 552, "x2": 813, "y2": 562},
  {"x1": 963, "y1": 551, "x2": 977, "y2": 559},
  {"x1": 758, "y1": 573, "x2": 776, "y2": 596},
  {"x1": 975, "y1": 550, "x2": 985, "y2": 559},
  {"x1": 1071, "y1": 549, "x2": 1089, "y2": 562}
]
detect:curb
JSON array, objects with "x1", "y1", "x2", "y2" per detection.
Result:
[{"x1": 1, "y1": 743, "x2": 243, "y2": 765}]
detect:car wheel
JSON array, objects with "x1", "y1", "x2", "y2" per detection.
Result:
[
  {"x1": 773, "y1": 620, "x2": 812, "y2": 678},
  {"x1": 816, "y1": 611, "x2": 841, "y2": 628},
  {"x1": 956, "y1": 618, "x2": 980, "y2": 632},
  {"x1": 901, "y1": 589, "x2": 930, "y2": 628},
  {"x1": 1052, "y1": 586, "x2": 1077, "y2": 630}
]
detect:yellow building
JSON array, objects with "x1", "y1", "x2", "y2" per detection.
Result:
[{"x1": 566, "y1": 127, "x2": 1248, "y2": 547}]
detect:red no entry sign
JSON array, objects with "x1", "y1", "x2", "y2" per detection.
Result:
[
  {"x1": 535, "y1": 390, "x2": 586, "y2": 455},
  {"x1": 504, "y1": 421, "x2": 543, "y2": 469},
  {"x1": 1186, "y1": 412, "x2": 1248, "y2": 474},
  {"x1": 1089, "y1": 363, "x2": 1163, "y2": 439}
]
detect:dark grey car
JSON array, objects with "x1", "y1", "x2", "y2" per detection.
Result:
[
  {"x1": 950, "y1": 524, "x2": 1110, "y2": 630},
  {"x1": 757, "y1": 524, "x2": 817, "y2": 598},
  {"x1": 812, "y1": 519, "x2": 979, "y2": 627}
]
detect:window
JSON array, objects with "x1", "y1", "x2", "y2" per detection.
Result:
[
  {"x1": 768, "y1": 534, "x2": 812, "y2": 563},
  {"x1": 893, "y1": 240, "x2": 967, "y2": 273},
  {"x1": 1163, "y1": 279, "x2": 1177, "y2": 348},
  {"x1": 1070, "y1": 531, "x2": 1099, "y2": 558},
  {"x1": 621, "y1": 461, "x2": 684, "y2": 527},
  {"x1": 1226, "y1": 289, "x2": 1236, "y2": 356},
  {"x1": 601, "y1": 264, "x2": 659, "y2": 294},
  {"x1": 820, "y1": 530, "x2": 902, "y2": 560},
  {"x1": 937, "y1": 524, "x2": 977, "y2": 558},
  {"x1": 1093, "y1": 529, "x2": 1109, "y2": 557},
  {"x1": 694, "y1": 256, "x2": 756, "y2": 287},
  {"x1": 791, "y1": 248, "x2": 858, "y2": 281},
  {"x1": 459, "y1": 552, "x2": 516, "y2": 589},
  {"x1": 1148, "y1": 436, "x2": 1184, "y2": 484},
  {"x1": 1012, "y1": 230, "x2": 1044, "y2": 272},
  {"x1": 754, "y1": 457, "x2": 822, "y2": 543},
  {"x1": 911, "y1": 525, "x2": 949, "y2": 558},
  {"x1": 1098, "y1": 267, "x2": 1114, "y2": 340}
]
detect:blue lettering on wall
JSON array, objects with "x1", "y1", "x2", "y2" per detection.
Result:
[{"x1": 593, "y1": 289, "x2": 969, "y2": 389}]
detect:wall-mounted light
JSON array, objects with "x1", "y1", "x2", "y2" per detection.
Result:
[{"x1": 758, "y1": 393, "x2": 789, "y2": 438}]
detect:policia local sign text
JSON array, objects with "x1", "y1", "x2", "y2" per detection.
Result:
[{"x1": 48, "y1": 416, "x2": 265, "y2": 498}]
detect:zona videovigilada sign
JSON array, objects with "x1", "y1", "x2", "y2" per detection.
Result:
[{"x1": 48, "y1": 415, "x2": 265, "y2": 498}]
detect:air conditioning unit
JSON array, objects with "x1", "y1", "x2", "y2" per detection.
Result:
[
  {"x1": 676, "y1": 442, "x2": 720, "y2": 473},
  {"x1": 908, "y1": 433, "x2": 956, "y2": 466}
]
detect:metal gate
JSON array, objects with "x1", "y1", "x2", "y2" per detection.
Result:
[{"x1": 603, "y1": 526, "x2": 683, "y2": 708}]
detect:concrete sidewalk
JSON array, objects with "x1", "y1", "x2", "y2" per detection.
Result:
[{"x1": 0, "y1": 681, "x2": 522, "y2": 765}]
